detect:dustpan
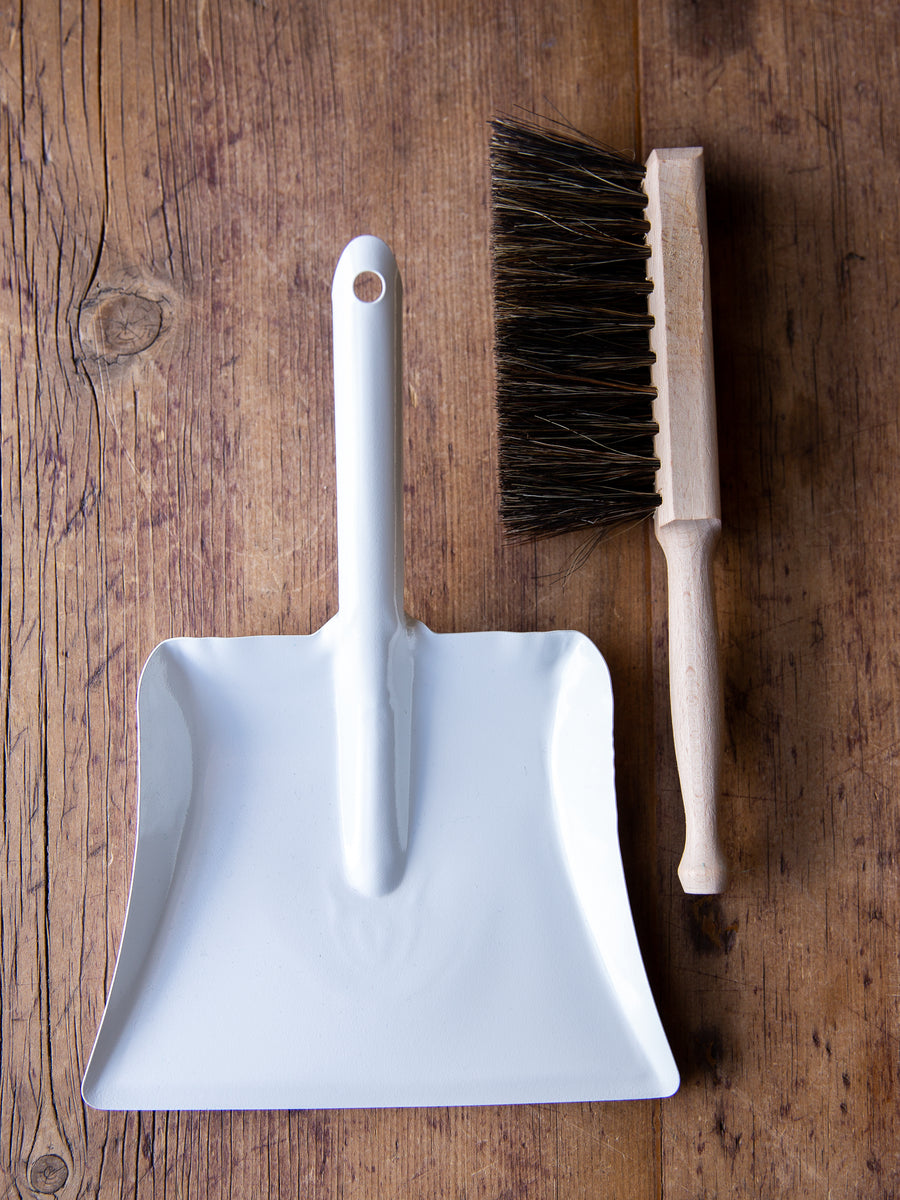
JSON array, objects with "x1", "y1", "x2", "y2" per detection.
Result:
[{"x1": 82, "y1": 236, "x2": 678, "y2": 1110}]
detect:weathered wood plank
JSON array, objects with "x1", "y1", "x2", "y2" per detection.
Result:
[
  {"x1": 640, "y1": 0, "x2": 900, "y2": 1195},
  {"x1": 1, "y1": 0, "x2": 666, "y2": 1197}
]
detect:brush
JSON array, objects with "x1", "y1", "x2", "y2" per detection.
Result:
[{"x1": 490, "y1": 117, "x2": 726, "y2": 894}]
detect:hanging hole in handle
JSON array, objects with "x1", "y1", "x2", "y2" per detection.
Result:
[{"x1": 353, "y1": 271, "x2": 385, "y2": 303}]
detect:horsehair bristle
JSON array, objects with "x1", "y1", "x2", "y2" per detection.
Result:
[{"x1": 490, "y1": 116, "x2": 661, "y2": 540}]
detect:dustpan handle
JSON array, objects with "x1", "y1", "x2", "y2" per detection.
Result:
[
  {"x1": 331, "y1": 237, "x2": 411, "y2": 897},
  {"x1": 332, "y1": 236, "x2": 404, "y2": 623}
]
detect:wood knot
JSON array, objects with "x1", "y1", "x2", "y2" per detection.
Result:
[
  {"x1": 687, "y1": 897, "x2": 738, "y2": 955},
  {"x1": 79, "y1": 288, "x2": 165, "y2": 364},
  {"x1": 29, "y1": 1154, "x2": 69, "y2": 1194}
]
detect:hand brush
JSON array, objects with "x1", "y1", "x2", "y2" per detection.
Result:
[{"x1": 490, "y1": 117, "x2": 727, "y2": 894}]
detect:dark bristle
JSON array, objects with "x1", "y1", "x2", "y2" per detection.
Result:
[{"x1": 490, "y1": 116, "x2": 661, "y2": 539}]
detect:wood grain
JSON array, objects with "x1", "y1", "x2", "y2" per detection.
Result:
[
  {"x1": 641, "y1": 0, "x2": 900, "y2": 1194},
  {"x1": 1, "y1": 0, "x2": 897, "y2": 1195}
]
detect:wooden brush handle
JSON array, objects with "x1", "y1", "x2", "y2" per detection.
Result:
[
  {"x1": 645, "y1": 148, "x2": 727, "y2": 894},
  {"x1": 655, "y1": 518, "x2": 727, "y2": 894}
]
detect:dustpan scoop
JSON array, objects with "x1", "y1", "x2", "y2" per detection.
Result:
[{"x1": 81, "y1": 237, "x2": 678, "y2": 1111}]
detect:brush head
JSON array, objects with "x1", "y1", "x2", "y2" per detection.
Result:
[{"x1": 490, "y1": 117, "x2": 661, "y2": 540}]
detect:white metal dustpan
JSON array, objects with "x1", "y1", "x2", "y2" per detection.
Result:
[{"x1": 82, "y1": 236, "x2": 678, "y2": 1111}]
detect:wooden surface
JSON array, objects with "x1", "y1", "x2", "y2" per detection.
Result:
[{"x1": 1, "y1": 0, "x2": 898, "y2": 1195}]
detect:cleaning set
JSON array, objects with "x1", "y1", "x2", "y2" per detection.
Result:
[{"x1": 82, "y1": 119, "x2": 723, "y2": 1110}]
